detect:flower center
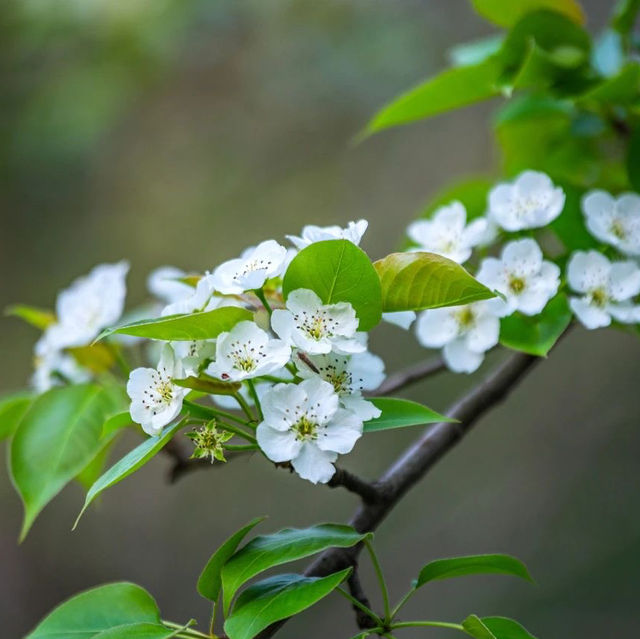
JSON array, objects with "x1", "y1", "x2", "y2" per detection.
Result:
[
  {"x1": 235, "y1": 258, "x2": 273, "y2": 280},
  {"x1": 228, "y1": 339, "x2": 267, "y2": 372},
  {"x1": 294, "y1": 311, "x2": 338, "y2": 341},
  {"x1": 508, "y1": 275, "x2": 526, "y2": 294},
  {"x1": 589, "y1": 287, "x2": 608, "y2": 308},
  {"x1": 156, "y1": 380, "x2": 174, "y2": 403},
  {"x1": 610, "y1": 219, "x2": 627, "y2": 240},
  {"x1": 456, "y1": 307, "x2": 475, "y2": 328},
  {"x1": 293, "y1": 415, "x2": 317, "y2": 441}
]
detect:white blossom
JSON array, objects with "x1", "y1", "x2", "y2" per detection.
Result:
[
  {"x1": 271, "y1": 288, "x2": 365, "y2": 355},
  {"x1": 582, "y1": 190, "x2": 640, "y2": 256},
  {"x1": 297, "y1": 351, "x2": 385, "y2": 420},
  {"x1": 567, "y1": 250, "x2": 640, "y2": 329},
  {"x1": 44, "y1": 261, "x2": 129, "y2": 349},
  {"x1": 161, "y1": 275, "x2": 219, "y2": 317},
  {"x1": 406, "y1": 202, "x2": 490, "y2": 263},
  {"x1": 476, "y1": 239, "x2": 560, "y2": 316},
  {"x1": 286, "y1": 220, "x2": 368, "y2": 250},
  {"x1": 147, "y1": 266, "x2": 193, "y2": 304},
  {"x1": 206, "y1": 320, "x2": 290, "y2": 381},
  {"x1": 32, "y1": 336, "x2": 90, "y2": 393},
  {"x1": 211, "y1": 240, "x2": 288, "y2": 295},
  {"x1": 488, "y1": 170, "x2": 565, "y2": 231},
  {"x1": 256, "y1": 378, "x2": 363, "y2": 484},
  {"x1": 127, "y1": 345, "x2": 187, "y2": 436},
  {"x1": 415, "y1": 302, "x2": 499, "y2": 374},
  {"x1": 382, "y1": 311, "x2": 416, "y2": 330},
  {"x1": 172, "y1": 340, "x2": 216, "y2": 376}
]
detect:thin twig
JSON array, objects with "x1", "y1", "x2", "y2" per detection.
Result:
[
  {"x1": 347, "y1": 567, "x2": 380, "y2": 630},
  {"x1": 327, "y1": 467, "x2": 380, "y2": 503}
]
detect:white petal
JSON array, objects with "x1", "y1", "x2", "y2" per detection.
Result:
[
  {"x1": 501, "y1": 239, "x2": 543, "y2": 277},
  {"x1": 256, "y1": 423, "x2": 302, "y2": 462},
  {"x1": 582, "y1": 190, "x2": 615, "y2": 243},
  {"x1": 316, "y1": 408, "x2": 363, "y2": 454},
  {"x1": 347, "y1": 351, "x2": 386, "y2": 391},
  {"x1": 465, "y1": 312, "x2": 499, "y2": 353},
  {"x1": 260, "y1": 383, "x2": 306, "y2": 431},
  {"x1": 476, "y1": 257, "x2": 508, "y2": 292},
  {"x1": 443, "y1": 339, "x2": 484, "y2": 373},
  {"x1": 415, "y1": 308, "x2": 458, "y2": 348},
  {"x1": 569, "y1": 297, "x2": 611, "y2": 329},
  {"x1": 341, "y1": 395, "x2": 382, "y2": 421},
  {"x1": 299, "y1": 377, "x2": 339, "y2": 425},
  {"x1": 382, "y1": 311, "x2": 416, "y2": 330},
  {"x1": 608, "y1": 303, "x2": 640, "y2": 323},
  {"x1": 291, "y1": 442, "x2": 337, "y2": 484},
  {"x1": 608, "y1": 261, "x2": 640, "y2": 301},
  {"x1": 286, "y1": 288, "x2": 323, "y2": 314},
  {"x1": 567, "y1": 251, "x2": 611, "y2": 293}
]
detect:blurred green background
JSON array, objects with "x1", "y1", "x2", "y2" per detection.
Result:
[{"x1": 1, "y1": 1, "x2": 638, "y2": 637}]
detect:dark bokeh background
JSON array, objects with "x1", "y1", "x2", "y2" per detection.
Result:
[{"x1": 1, "y1": 1, "x2": 638, "y2": 637}]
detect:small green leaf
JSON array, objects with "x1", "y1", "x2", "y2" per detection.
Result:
[
  {"x1": 25, "y1": 582, "x2": 161, "y2": 639},
  {"x1": 197, "y1": 517, "x2": 266, "y2": 602},
  {"x1": 10, "y1": 384, "x2": 123, "y2": 541},
  {"x1": 471, "y1": 0, "x2": 585, "y2": 27},
  {"x1": 74, "y1": 421, "x2": 184, "y2": 528},
  {"x1": 481, "y1": 617, "x2": 538, "y2": 639},
  {"x1": 416, "y1": 554, "x2": 533, "y2": 589},
  {"x1": 5, "y1": 304, "x2": 56, "y2": 330},
  {"x1": 362, "y1": 56, "x2": 502, "y2": 135},
  {"x1": 500, "y1": 294, "x2": 572, "y2": 357},
  {"x1": 463, "y1": 615, "x2": 498, "y2": 639},
  {"x1": 173, "y1": 376, "x2": 241, "y2": 395},
  {"x1": 224, "y1": 570, "x2": 351, "y2": 639},
  {"x1": 282, "y1": 240, "x2": 383, "y2": 331},
  {"x1": 363, "y1": 398, "x2": 455, "y2": 433},
  {"x1": 221, "y1": 523, "x2": 368, "y2": 614},
  {"x1": 374, "y1": 252, "x2": 495, "y2": 312},
  {"x1": 98, "y1": 306, "x2": 252, "y2": 342},
  {"x1": 0, "y1": 392, "x2": 32, "y2": 441},
  {"x1": 93, "y1": 623, "x2": 182, "y2": 638}
]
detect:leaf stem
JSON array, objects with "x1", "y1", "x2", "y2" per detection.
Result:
[
  {"x1": 217, "y1": 422, "x2": 257, "y2": 444},
  {"x1": 247, "y1": 379, "x2": 263, "y2": 421},
  {"x1": 162, "y1": 620, "x2": 210, "y2": 638},
  {"x1": 254, "y1": 287, "x2": 273, "y2": 316},
  {"x1": 364, "y1": 538, "x2": 391, "y2": 623},
  {"x1": 390, "y1": 588, "x2": 416, "y2": 619},
  {"x1": 183, "y1": 399, "x2": 249, "y2": 426},
  {"x1": 233, "y1": 391, "x2": 255, "y2": 422},
  {"x1": 225, "y1": 443, "x2": 259, "y2": 451},
  {"x1": 390, "y1": 621, "x2": 465, "y2": 632},
  {"x1": 335, "y1": 587, "x2": 383, "y2": 626}
]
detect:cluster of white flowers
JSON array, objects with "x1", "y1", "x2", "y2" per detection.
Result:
[{"x1": 404, "y1": 170, "x2": 640, "y2": 372}]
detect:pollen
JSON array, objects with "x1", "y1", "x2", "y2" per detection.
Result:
[
  {"x1": 293, "y1": 415, "x2": 318, "y2": 441},
  {"x1": 508, "y1": 275, "x2": 526, "y2": 294}
]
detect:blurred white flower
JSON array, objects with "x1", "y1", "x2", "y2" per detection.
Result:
[
  {"x1": 567, "y1": 250, "x2": 640, "y2": 329},
  {"x1": 582, "y1": 190, "x2": 640, "y2": 256},
  {"x1": 297, "y1": 351, "x2": 385, "y2": 420},
  {"x1": 44, "y1": 261, "x2": 129, "y2": 349},
  {"x1": 415, "y1": 302, "x2": 499, "y2": 374},
  {"x1": 256, "y1": 378, "x2": 363, "y2": 484},
  {"x1": 147, "y1": 266, "x2": 193, "y2": 304},
  {"x1": 211, "y1": 240, "x2": 288, "y2": 294},
  {"x1": 271, "y1": 288, "x2": 364, "y2": 355},
  {"x1": 381, "y1": 311, "x2": 417, "y2": 330},
  {"x1": 127, "y1": 345, "x2": 186, "y2": 436},
  {"x1": 407, "y1": 202, "x2": 490, "y2": 263},
  {"x1": 161, "y1": 275, "x2": 220, "y2": 316},
  {"x1": 206, "y1": 321, "x2": 290, "y2": 381},
  {"x1": 286, "y1": 219, "x2": 368, "y2": 250},
  {"x1": 476, "y1": 239, "x2": 560, "y2": 316},
  {"x1": 32, "y1": 336, "x2": 91, "y2": 393},
  {"x1": 488, "y1": 171, "x2": 565, "y2": 231}
]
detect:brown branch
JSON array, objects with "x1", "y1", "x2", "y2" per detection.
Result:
[
  {"x1": 347, "y1": 566, "x2": 379, "y2": 630},
  {"x1": 370, "y1": 356, "x2": 445, "y2": 397},
  {"x1": 328, "y1": 467, "x2": 381, "y2": 503}
]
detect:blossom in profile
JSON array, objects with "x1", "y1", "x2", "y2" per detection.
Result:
[
  {"x1": 582, "y1": 190, "x2": 640, "y2": 256},
  {"x1": 127, "y1": 345, "x2": 187, "y2": 436},
  {"x1": 488, "y1": 170, "x2": 565, "y2": 231},
  {"x1": 211, "y1": 240, "x2": 288, "y2": 294},
  {"x1": 147, "y1": 266, "x2": 193, "y2": 304},
  {"x1": 271, "y1": 288, "x2": 364, "y2": 354},
  {"x1": 567, "y1": 250, "x2": 640, "y2": 329},
  {"x1": 206, "y1": 320, "x2": 291, "y2": 381},
  {"x1": 407, "y1": 202, "x2": 491, "y2": 264},
  {"x1": 415, "y1": 301, "x2": 499, "y2": 373},
  {"x1": 286, "y1": 220, "x2": 368, "y2": 249},
  {"x1": 256, "y1": 378, "x2": 363, "y2": 484},
  {"x1": 476, "y1": 238, "x2": 560, "y2": 317}
]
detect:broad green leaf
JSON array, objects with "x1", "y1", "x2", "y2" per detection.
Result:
[
  {"x1": 221, "y1": 523, "x2": 368, "y2": 614},
  {"x1": 0, "y1": 392, "x2": 32, "y2": 441},
  {"x1": 374, "y1": 252, "x2": 495, "y2": 312},
  {"x1": 98, "y1": 306, "x2": 252, "y2": 341},
  {"x1": 363, "y1": 398, "x2": 456, "y2": 433},
  {"x1": 449, "y1": 35, "x2": 504, "y2": 67},
  {"x1": 102, "y1": 411, "x2": 134, "y2": 438},
  {"x1": 75, "y1": 436, "x2": 119, "y2": 491},
  {"x1": 6, "y1": 304, "x2": 56, "y2": 330},
  {"x1": 197, "y1": 517, "x2": 266, "y2": 602},
  {"x1": 579, "y1": 62, "x2": 640, "y2": 103},
  {"x1": 482, "y1": 617, "x2": 538, "y2": 639},
  {"x1": 628, "y1": 126, "x2": 640, "y2": 191},
  {"x1": 500, "y1": 294, "x2": 572, "y2": 357},
  {"x1": 173, "y1": 376, "x2": 241, "y2": 395},
  {"x1": 94, "y1": 623, "x2": 182, "y2": 639},
  {"x1": 471, "y1": 0, "x2": 585, "y2": 27},
  {"x1": 612, "y1": 0, "x2": 640, "y2": 35},
  {"x1": 26, "y1": 582, "x2": 160, "y2": 639},
  {"x1": 416, "y1": 554, "x2": 533, "y2": 589},
  {"x1": 282, "y1": 240, "x2": 382, "y2": 331},
  {"x1": 74, "y1": 421, "x2": 184, "y2": 528},
  {"x1": 362, "y1": 56, "x2": 502, "y2": 135},
  {"x1": 463, "y1": 615, "x2": 497, "y2": 639},
  {"x1": 224, "y1": 570, "x2": 351, "y2": 639},
  {"x1": 10, "y1": 384, "x2": 122, "y2": 541}
]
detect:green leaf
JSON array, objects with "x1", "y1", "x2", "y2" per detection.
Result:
[
  {"x1": 74, "y1": 421, "x2": 184, "y2": 528},
  {"x1": 93, "y1": 623, "x2": 182, "y2": 639},
  {"x1": 627, "y1": 126, "x2": 640, "y2": 192},
  {"x1": 5, "y1": 304, "x2": 56, "y2": 330},
  {"x1": 481, "y1": 617, "x2": 538, "y2": 639},
  {"x1": 416, "y1": 554, "x2": 533, "y2": 589},
  {"x1": 550, "y1": 185, "x2": 600, "y2": 250},
  {"x1": 98, "y1": 306, "x2": 252, "y2": 341},
  {"x1": 449, "y1": 35, "x2": 505, "y2": 67},
  {"x1": 221, "y1": 523, "x2": 368, "y2": 614},
  {"x1": 500, "y1": 294, "x2": 572, "y2": 357},
  {"x1": 612, "y1": 0, "x2": 640, "y2": 35},
  {"x1": 224, "y1": 570, "x2": 351, "y2": 639},
  {"x1": 197, "y1": 517, "x2": 266, "y2": 602},
  {"x1": 463, "y1": 615, "x2": 497, "y2": 639},
  {"x1": 374, "y1": 252, "x2": 495, "y2": 312},
  {"x1": 173, "y1": 376, "x2": 241, "y2": 395},
  {"x1": 10, "y1": 384, "x2": 122, "y2": 541},
  {"x1": 471, "y1": 0, "x2": 585, "y2": 27},
  {"x1": 102, "y1": 411, "x2": 134, "y2": 438},
  {"x1": 25, "y1": 582, "x2": 161, "y2": 639},
  {"x1": 421, "y1": 177, "x2": 494, "y2": 222},
  {"x1": 579, "y1": 62, "x2": 640, "y2": 103},
  {"x1": 0, "y1": 392, "x2": 32, "y2": 441},
  {"x1": 282, "y1": 240, "x2": 383, "y2": 331},
  {"x1": 363, "y1": 398, "x2": 455, "y2": 433},
  {"x1": 362, "y1": 56, "x2": 502, "y2": 135}
]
